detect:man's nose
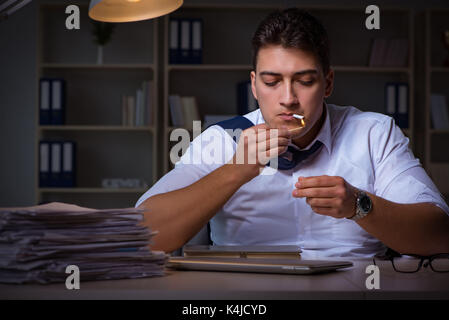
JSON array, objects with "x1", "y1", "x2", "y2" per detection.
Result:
[{"x1": 280, "y1": 82, "x2": 298, "y2": 107}]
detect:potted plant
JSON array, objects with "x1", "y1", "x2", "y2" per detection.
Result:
[{"x1": 91, "y1": 21, "x2": 116, "y2": 64}]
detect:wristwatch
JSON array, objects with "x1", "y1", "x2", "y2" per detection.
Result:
[{"x1": 348, "y1": 190, "x2": 372, "y2": 221}]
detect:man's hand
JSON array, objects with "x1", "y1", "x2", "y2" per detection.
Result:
[
  {"x1": 292, "y1": 175, "x2": 358, "y2": 219},
  {"x1": 228, "y1": 124, "x2": 291, "y2": 181}
]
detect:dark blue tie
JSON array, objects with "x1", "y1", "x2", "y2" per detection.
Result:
[{"x1": 272, "y1": 140, "x2": 323, "y2": 170}]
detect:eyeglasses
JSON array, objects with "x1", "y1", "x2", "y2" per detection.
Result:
[{"x1": 373, "y1": 249, "x2": 449, "y2": 273}]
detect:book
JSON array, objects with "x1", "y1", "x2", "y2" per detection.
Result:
[
  {"x1": 169, "y1": 18, "x2": 179, "y2": 64},
  {"x1": 168, "y1": 94, "x2": 184, "y2": 127},
  {"x1": 183, "y1": 245, "x2": 302, "y2": 259},
  {"x1": 39, "y1": 79, "x2": 51, "y2": 125},
  {"x1": 368, "y1": 38, "x2": 388, "y2": 67},
  {"x1": 50, "y1": 79, "x2": 66, "y2": 125},
  {"x1": 430, "y1": 94, "x2": 449, "y2": 130},
  {"x1": 181, "y1": 96, "x2": 201, "y2": 130},
  {"x1": 385, "y1": 83, "x2": 396, "y2": 116},
  {"x1": 127, "y1": 96, "x2": 135, "y2": 127},
  {"x1": 169, "y1": 18, "x2": 203, "y2": 64},
  {"x1": 135, "y1": 88, "x2": 144, "y2": 127},
  {"x1": 396, "y1": 83, "x2": 409, "y2": 129},
  {"x1": 39, "y1": 141, "x2": 51, "y2": 187},
  {"x1": 180, "y1": 19, "x2": 190, "y2": 64},
  {"x1": 61, "y1": 141, "x2": 76, "y2": 187},
  {"x1": 384, "y1": 38, "x2": 409, "y2": 67},
  {"x1": 50, "y1": 142, "x2": 62, "y2": 187},
  {"x1": 369, "y1": 38, "x2": 408, "y2": 67},
  {"x1": 385, "y1": 82, "x2": 409, "y2": 129},
  {"x1": 191, "y1": 19, "x2": 203, "y2": 64},
  {"x1": 121, "y1": 81, "x2": 153, "y2": 127}
]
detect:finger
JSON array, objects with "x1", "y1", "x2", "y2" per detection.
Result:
[
  {"x1": 296, "y1": 175, "x2": 340, "y2": 189},
  {"x1": 241, "y1": 124, "x2": 268, "y2": 140},
  {"x1": 306, "y1": 197, "x2": 343, "y2": 208},
  {"x1": 276, "y1": 127, "x2": 292, "y2": 138},
  {"x1": 293, "y1": 186, "x2": 336, "y2": 198},
  {"x1": 264, "y1": 137, "x2": 290, "y2": 150},
  {"x1": 257, "y1": 128, "x2": 291, "y2": 144},
  {"x1": 261, "y1": 146, "x2": 288, "y2": 162}
]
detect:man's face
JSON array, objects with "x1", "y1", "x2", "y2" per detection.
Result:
[{"x1": 251, "y1": 45, "x2": 333, "y2": 142}]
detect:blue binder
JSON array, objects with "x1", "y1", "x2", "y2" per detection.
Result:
[
  {"x1": 396, "y1": 83, "x2": 409, "y2": 129},
  {"x1": 39, "y1": 79, "x2": 51, "y2": 125},
  {"x1": 384, "y1": 82, "x2": 409, "y2": 129},
  {"x1": 169, "y1": 18, "x2": 180, "y2": 64},
  {"x1": 61, "y1": 141, "x2": 76, "y2": 187},
  {"x1": 39, "y1": 141, "x2": 51, "y2": 187},
  {"x1": 50, "y1": 78, "x2": 66, "y2": 125},
  {"x1": 179, "y1": 19, "x2": 191, "y2": 64},
  {"x1": 191, "y1": 19, "x2": 203, "y2": 64},
  {"x1": 50, "y1": 141, "x2": 62, "y2": 187},
  {"x1": 39, "y1": 78, "x2": 66, "y2": 125}
]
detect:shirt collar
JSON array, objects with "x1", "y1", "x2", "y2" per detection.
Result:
[{"x1": 255, "y1": 103, "x2": 332, "y2": 155}]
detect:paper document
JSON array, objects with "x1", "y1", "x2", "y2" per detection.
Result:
[{"x1": 0, "y1": 202, "x2": 168, "y2": 284}]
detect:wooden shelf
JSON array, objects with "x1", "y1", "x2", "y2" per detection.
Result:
[
  {"x1": 332, "y1": 66, "x2": 410, "y2": 73},
  {"x1": 166, "y1": 126, "x2": 194, "y2": 132},
  {"x1": 430, "y1": 67, "x2": 449, "y2": 73},
  {"x1": 167, "y1": 64, "x2": 410, "y2": 73},
  {"x1": 168, "y1": 64, "x2": 252, "y2": 71},
  {"x1": 36, "y1": 3, "x2": 159, "y2": 206},
  {"x1": 39, "y1": 188, "x2": 147, "y2": 194},
  {"x1": 429, "y1": 129, "x2": 449, "y2": 134},
  {"x1": 41, "y1": 63, "x2": 154, "y2": 70},
  {"x1": 39, "y1": 125, "x2": 155, "y2": 132}
]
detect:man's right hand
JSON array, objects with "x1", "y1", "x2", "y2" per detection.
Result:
[{"x1": 227, "y1": 124, "x2": 291, "y2": 181}]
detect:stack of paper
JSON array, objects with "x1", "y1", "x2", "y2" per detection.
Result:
[{"x1": 0, "y1": 202, "x2": 168, "y2": 284}]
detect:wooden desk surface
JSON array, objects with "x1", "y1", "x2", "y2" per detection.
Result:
[{"x1": 1, "y1": 259, "x2": 448, "y2": 300}]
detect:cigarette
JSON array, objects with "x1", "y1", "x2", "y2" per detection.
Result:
[{"x1": 288, "y1": 114, "x2": 306, "y2": 134}]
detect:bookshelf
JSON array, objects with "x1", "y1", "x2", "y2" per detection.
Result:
[
  {"x1": 161, "y1": 4, "x2": 415, "y2": 174},
  {"x1": 425, "y1": 9, "x2": 449, "y2": 198},
  {"x1": 35, "y1": 3, "x2": 159, "y2": 208}
]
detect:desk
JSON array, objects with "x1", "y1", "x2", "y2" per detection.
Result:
[{"x1": 0, "y1": 259, "x2": 448, "y2": 300}]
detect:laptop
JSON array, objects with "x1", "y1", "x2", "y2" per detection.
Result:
[
  {"x1": 167, "y1": 256, "x2": 353, "y2": 275},
  {"x1": 183, "y1": 245, "x2": 302, "y2": 259}
]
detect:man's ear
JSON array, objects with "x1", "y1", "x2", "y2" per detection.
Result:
[
  {"x1": 250, "y1": 71, "x2": 258, "y2": 100},
  {"x1": 324, "y1": 69, "x2": 334, "y2": 98}
]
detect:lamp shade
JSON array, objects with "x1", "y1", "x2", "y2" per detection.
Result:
[{"x1": 89, "y1": 0, "x2": 183, "y2": 23}]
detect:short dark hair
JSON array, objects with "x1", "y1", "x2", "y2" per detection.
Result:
[{"x1": 251, "y1": 8, "x2": 330, "y2": 75}]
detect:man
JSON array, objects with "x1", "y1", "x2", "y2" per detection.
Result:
[{"x1": 136, "y1": 8, "x2": 449, "y2": 258}]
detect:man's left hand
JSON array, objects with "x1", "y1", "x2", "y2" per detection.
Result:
[{"x1": 292, "y1": 175, "x2": 358, "y2": 219}]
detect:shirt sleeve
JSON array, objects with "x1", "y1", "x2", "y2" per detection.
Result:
[
  {"x1": 135, "y1": 125, "x2": 236, "y2": 207},
  {"x1": 373, "y1": 117, "x2": 449, "y2": 215}
]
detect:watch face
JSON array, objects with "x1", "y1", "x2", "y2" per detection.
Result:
[{"x1": 360, "y1": 194, "x2": 372, "y2": 212}]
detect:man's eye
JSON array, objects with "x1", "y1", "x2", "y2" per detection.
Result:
[
  {"x1": 299, "y1": 80, "x2": 314, "y2": 86},
  {"x1": 264, "y1": 82, "x2": 278, "y2": 87}
]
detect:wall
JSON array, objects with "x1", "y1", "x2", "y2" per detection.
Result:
[{"x1": 0, "y1": 1, "x2": 37, "y2": 206}]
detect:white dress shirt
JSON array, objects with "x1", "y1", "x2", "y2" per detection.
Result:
[{"x1": 136, "y1": 104, "x2": 449, "y2": 258}]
